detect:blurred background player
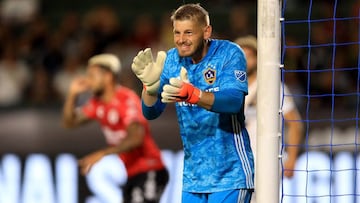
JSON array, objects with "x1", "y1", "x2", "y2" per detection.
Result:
[
  {"x1": 62, "y1": 53, "x2": 168, "y2": 203},
  {"x1": 131, "y1": 3, "x2": 254, "y2": 203},
  {"x1": 234, "y1": 35, "x2": 304, "y2": 202}
]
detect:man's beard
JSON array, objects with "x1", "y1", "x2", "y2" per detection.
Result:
[
  {"x1": 178, "y1": 39, "x2": 205, "y2": 58},
  {"x1": 191, "y1": 40, "x2": 205, "y2": 59}
]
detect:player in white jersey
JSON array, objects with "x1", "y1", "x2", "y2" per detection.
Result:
[{"x1": 235, "y1": 35, "x2": 304, "y2": 203}]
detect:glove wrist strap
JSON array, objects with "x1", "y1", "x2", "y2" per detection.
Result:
[{"x1": 187, "y1": 88, "x2": 202, "y2": 104}]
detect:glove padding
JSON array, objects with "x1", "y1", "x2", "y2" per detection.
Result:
[
  {"x1": 131, "y1": 48, "x2": 166, "y2": 95},
  {"x1": 161, "y1": 67, "x2": 202, "y2": 104}
]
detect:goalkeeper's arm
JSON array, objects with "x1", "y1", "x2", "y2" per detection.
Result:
[
  {"x1": 161, "y1": 67, "x2": 245, "y2": 114},
  {"x1": 141, "y1": 89, "x2": 166, "y2": 120},
  {"x1": 162, "y1": 80, "x2": 245, "y2": 114},
  {"x1": 197, "y1": 89, "x2": 245, "y2": 114},
  {"x1": 161, "y1": 74, "x2": 245, "y2": 114}
]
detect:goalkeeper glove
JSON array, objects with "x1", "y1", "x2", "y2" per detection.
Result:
[
  {"x1": 161, "y1": 67, "x2": 202, "y2": 104},
  {"x1": 131, "y1": 48, "x2": 166, "y2": 95}
]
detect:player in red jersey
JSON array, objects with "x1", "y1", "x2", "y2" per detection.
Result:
[{"x1": 62, "y1": 53, "x2": 168, "y2": 202}]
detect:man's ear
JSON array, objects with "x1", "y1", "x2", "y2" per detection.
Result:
[{"x1": 204, "y1": 25, "x2": 212, "y2": 40}]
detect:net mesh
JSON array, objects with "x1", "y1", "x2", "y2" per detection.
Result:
[{"x1": 280, "y1": 0, "x2": 360, "y2": 202}]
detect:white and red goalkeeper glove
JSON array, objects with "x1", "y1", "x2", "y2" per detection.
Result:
[
  {"x1": 131, "y1": 48, "x2": 166, "y2": 95},
  {"x1": 161, "y1": 67, "x2": 202, "y2": 104}
]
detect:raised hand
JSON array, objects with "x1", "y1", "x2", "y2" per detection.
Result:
[
  {"x1": 131, "y1": 48, "x2": 166, "y2": 95},
  {"x1": 161, "y1": 67, "x2": 202, "y2": 104}
]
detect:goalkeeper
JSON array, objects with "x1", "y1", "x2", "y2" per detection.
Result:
[{"x1": 131, "y1": 3, "x2": 254, "y2": 203}]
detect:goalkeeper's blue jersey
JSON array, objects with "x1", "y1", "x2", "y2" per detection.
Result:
[{"x1": 159, "y1": 39, "x2": 254, "y2": 193}]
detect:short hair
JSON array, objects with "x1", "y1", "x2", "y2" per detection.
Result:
[
  {"x1": 170, "y1": 3, "x2": 210, "y2": 26},
  {"x1": 88, "y1": 53, "x2": 121, "y2": 74},
  {"x1": 234, "y1": 35, "x2": 257, "y2": 53}
]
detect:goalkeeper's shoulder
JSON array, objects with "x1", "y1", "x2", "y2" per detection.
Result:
[
  {"x1": 220, "y1": 39, "x2": 243, "y2": 52},
  {"x1": 164, "y1": 47, "x2": 180, "y2": 60},
  {"x1": 161, "y1": 47, "x2": 180, "y2": 70},
  {"x1": 210, "y1": 39, "x2": 243, "y2": 58}
]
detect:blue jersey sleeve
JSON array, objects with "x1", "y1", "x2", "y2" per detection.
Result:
[
  {"x1": 211, "y1": 90, "x2": 244, "y2": 113},
  {"x1": 141, "y1": 98, "x2": 166, "y2": 120},
  {"x1": 209, "y1": 41, "x2": 248, "y2": 113},
  {"x1": 220, "y1": 42, "x2": 248, "y2": 95}
]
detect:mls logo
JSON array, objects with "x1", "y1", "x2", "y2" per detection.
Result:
[
  {"x1": 234, "y1": 70, "x2": 247, "y2": 82},
  {"x1": 203, "y1": 67, "x2": 216, "y2": 84}
]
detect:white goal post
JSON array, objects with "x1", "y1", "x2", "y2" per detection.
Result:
[{"x1": 256, "y1": 0, "x2": 281, "y2": 203}]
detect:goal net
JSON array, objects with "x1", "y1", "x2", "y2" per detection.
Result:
[{"x1": 280, "y1": 1, "x2": 359, "y2": 203}]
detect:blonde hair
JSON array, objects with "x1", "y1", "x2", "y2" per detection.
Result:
[
  {"x1": 170, "y1": 3, "x2": 210, "y2": 26},
  {"x1": 234, "y1": 35, "x2": 257, "y2": 53}
]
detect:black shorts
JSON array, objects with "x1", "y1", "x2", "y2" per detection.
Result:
[{"x1": 122, "y1": 168, "x2": 169, "y2": 203}]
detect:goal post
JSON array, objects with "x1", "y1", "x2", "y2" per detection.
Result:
[{"x1": 256, "y1": 0, "x2": 281, "y2": 203}]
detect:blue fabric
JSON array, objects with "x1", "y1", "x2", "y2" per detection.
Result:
[
  {"x1": 141, "y1": 99, "x2": 166, "y2": 120},
  {"x1": 182, "y1": 189, "x2": 253, "y2": 203},
  {"x1": 211, "y1": 90, "x2": 245, "y2": 113},
  {"x1": 143, "y1": 39, "x2": 254, "y2": 193}
]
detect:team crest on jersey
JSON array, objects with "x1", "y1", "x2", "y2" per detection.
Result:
[
  {"x1": 203, "y1": 66, "x2": 216, "y2": 84},
  {"x1": 234, "y1": 70, "x2": 247, "y2": 82}
]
